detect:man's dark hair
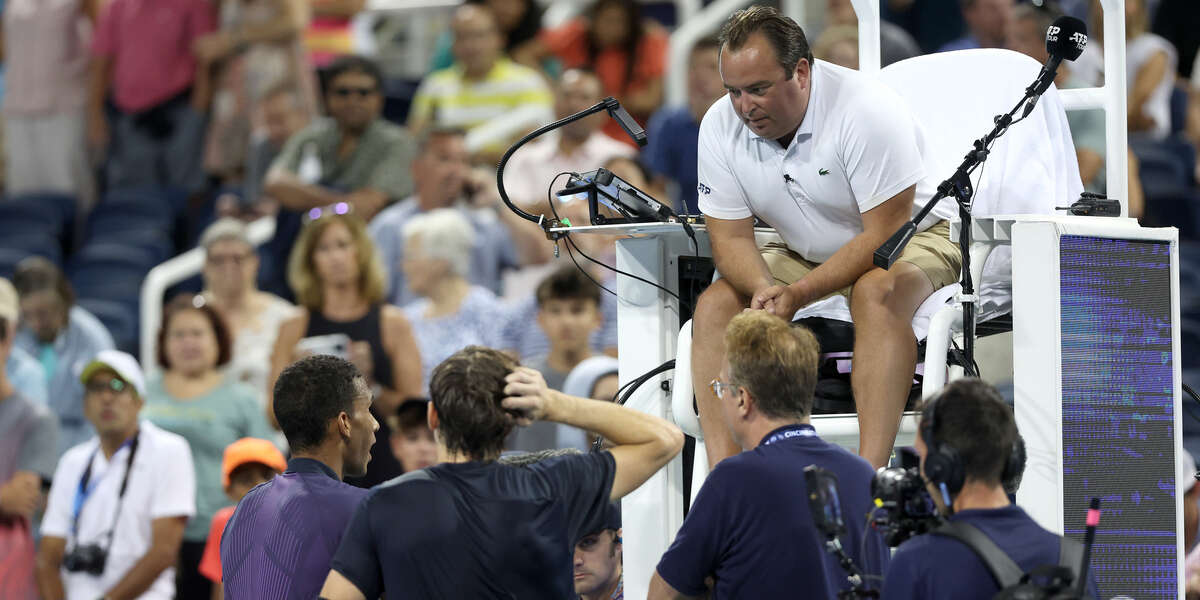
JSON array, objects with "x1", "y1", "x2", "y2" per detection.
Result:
[
  {"x1": 228, "y1": 462, "x2": 279, "y2": 489},
  {"x1": 12, "y1": 256, "x2": 75, "y2": 307},
  {"x1": 923, "y1": 378, "x2": 1018, "y2": 486},
  {"x1": 396, "y1": 399, "x2": 431, "y2": 434},
  {"x1": 274, "y1": 355, "x2": 365, "y2": 452},
  {"x1": 417, "y1": 126, "x2": 468, "y2": 155},
  {"x1": 428, "y1": 346, "x2": 518, "y2": 460},
  {"x1": 323, "y1": 55, "x2": 385, "y2": 95},
  {"x1": 718, "y1": 5, "x2": 814, "y2": 77},
  {"x1": 535, "y1": 267, "x2": 602, "y2": 308}
]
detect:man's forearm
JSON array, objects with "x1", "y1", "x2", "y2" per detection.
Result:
[
  {"x1": 265, "y1": 174, "x2": 340, "y2": 211},
  {"x1": 545, "y1": 392, "x2": 675, "y2": 448},
  {"x1": 103, "y1": 548, "x2": 177, "y2": 600},
  {"x1": 35, "y1": 556, "x2": 66, "y2": 600},
  {"x1": 711, "y1": 236, "x2": 773, "y2": 298},
  {"x1": 789, "y1": 225, "x2": 896, "y2": 302}
]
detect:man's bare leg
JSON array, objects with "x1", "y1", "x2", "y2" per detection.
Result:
[
  {"x1": 850, "y1": 263, "x2": 936, "y2": 468},
  {"x1": 690, "y1": 279, "x2": 749, "y2": 466}
]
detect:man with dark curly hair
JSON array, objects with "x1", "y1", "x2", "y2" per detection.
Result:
[
  {"x1": 220, "y1": 355, "x2": 378, "y2": 600},
  {"x1": 319, "y1": 345, "x2": 684, "y2": 599}
]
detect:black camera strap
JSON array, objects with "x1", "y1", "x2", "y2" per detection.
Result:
[
  {"x1": 70, "y1": 431, "x2": 141, "y2": 546},
  {"x1": 932, "y1": 521, "x2": 1084, "y2": 591}
]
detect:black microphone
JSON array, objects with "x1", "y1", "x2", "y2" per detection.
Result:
[
  {"x1": 872, "y1": 221, "x2": 918, "y2": 269},
  {"x1": 1024, "y1": 16, "x2": 1088, "y2": 114},
  {"x1": 603, "y1": 97, "x2": 648, "y2": 147}
]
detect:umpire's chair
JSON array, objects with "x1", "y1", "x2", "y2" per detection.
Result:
[{"x1": 671, "y1": 49, "x2": 1085, "y2": 443}]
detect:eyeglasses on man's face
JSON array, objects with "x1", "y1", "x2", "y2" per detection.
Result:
[
  {"x1": 709, "y1": 378, "x2": 740, "y2": 399},
  {"x1": 86, "y1": 377, "x2": 128, "y2": 396}
]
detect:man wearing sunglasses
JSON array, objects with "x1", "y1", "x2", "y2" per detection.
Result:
[
  {"x1": 649, "y1": 311, "x2": 888, "y2": 599},
  {"x1": 260, "y1": 55, "x2": 417, "y2": 297},
  {"x1": 36, "y1": 350, "x2": 196, "y2": 600}
]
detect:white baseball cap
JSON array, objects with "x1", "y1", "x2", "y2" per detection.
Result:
[
  {"x1": 79, "y1": 350, "x2": 146, "y2": 398},
  {"x1": 1182, "y1": 450, "x2": 1197, "y2": 494}
]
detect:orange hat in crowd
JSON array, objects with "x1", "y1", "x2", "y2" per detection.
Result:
[{"x1": 222, "y1": 437, "x2": 288, "y2": 487}]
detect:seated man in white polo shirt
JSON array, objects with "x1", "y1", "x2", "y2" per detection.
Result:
[
  {"x1": 36, "y1": 350, "x2": 196, "y2": 600},
  {"x1": 691, "y1": 6, "x2": 961, "y2": 470}
]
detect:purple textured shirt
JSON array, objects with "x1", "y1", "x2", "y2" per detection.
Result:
[{"x1": 219, "y1": 458, "x2": 368, "y2": 600}]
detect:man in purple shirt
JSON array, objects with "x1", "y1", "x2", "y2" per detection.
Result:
[{"x1": 220, "y1": 355, "x2": 378, "y2": 600}]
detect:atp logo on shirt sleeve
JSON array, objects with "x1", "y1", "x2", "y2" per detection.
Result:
[{"x1": 697, "y1": 182, "x2": 712, "y2": 195}]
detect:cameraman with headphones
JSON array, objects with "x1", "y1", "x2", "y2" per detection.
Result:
[{"x1": 882, "y1": 378, "x2": 1098, "y2": 599}]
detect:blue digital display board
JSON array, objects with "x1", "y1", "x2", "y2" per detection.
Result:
[{"x1": 1060, "y1": 236, "x2": 1176, "y2": 599}]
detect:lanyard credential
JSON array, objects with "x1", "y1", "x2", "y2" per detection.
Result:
[
  {"x1": 71, "y1": 432, "x2": 139, "y2": 538},
  {"x1": 760, "y1": 424, "x2": 817, "y2": 447}
]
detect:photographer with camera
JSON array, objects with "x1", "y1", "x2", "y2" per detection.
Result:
[
  {"x1": 648, "y1": 312, "x2": 888, "y2": 599},
  {"x1": 36, "y1": 351, "x2": 196, "y2": 600},
  {"x1": 882, "y1": 378, "x2": 1097, "y2": 599}
]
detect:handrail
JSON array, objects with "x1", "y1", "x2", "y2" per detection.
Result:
[
  {"x1": 665, "y1": 0, "x2": 754, "y2": 108},
  {"x1": 138, "y1": 216, "x2": 276, "y2": 370}
]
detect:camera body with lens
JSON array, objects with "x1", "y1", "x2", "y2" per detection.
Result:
[
  {"x1": 62, "y1": 543, "x2": 108, "y2": 576},
  {"x1": 869, "y1": 449, "x2": 942, "y2": 547}
]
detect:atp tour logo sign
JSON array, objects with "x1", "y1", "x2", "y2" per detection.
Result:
[
  {"x1": 1047, "y1": 25, "x2": 1061, "y2": 40},
  {"x1": 1047, "y1": 25, "x2": 1087, "y2": 51},
  {"x1": 1069, "y1": 32, "x2": 1088, "y2": 49}
]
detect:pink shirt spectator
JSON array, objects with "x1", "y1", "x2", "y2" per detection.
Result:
[
  {"x1": 3, "y1": 0, "x2": 91, "y2": 116},
  {"x1": 90, "y1": 0, "x2": 216, "y2": 113}
]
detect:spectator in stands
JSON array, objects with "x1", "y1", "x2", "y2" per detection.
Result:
[
  {"x1": 12, "y1": 257, "x2": 114, "y2": 456},
  {"x1": 318, "y1": 345, "x2": 684, "y2": 599},
  {"x1": 649, "y1": 312, "x2": 889, "y2": 599},
  {"x1": 644, "y1": 37, "x2": 724, "y2": 214},
  {"x1": 197, "y1": 437, "x2": 287, "y2": 599},
  {"x1": 563, "y1": 355, "x2": 619, "y2": 448},
  {"x1": 220, "y1": 355, "x2": 374, "y2": 599},
  {"x1": 304, "y1": 0, "x2": 362, "y2": 67},
  {"x1": 369, "y1": 128, "x2": 523, "y2": 306},
  {"x1": 195, "y1": 0, "x2": 315, "y2": 185},
  {"x1": 574, "y1": 503, "x2": 622, "y2": 600},
  {"x1": 87, "y1": 0, "x2": 214, "y2": 191},
  {"x1": 430, "y1": 0, "x2": 546, "y2": 70},
  {"x1": 506, "y1": 267, "x2": 604, "y2": 453},
  {"x1": 408, "y1": 4, "x2": 553, "y2": 163},
  {"x1": 399, "y1": 209, "x2": 506, "y2": 390},
  {"x1": 260, "y1": 56, "x2": 415, "y2": 294},
  {"x1": 6, "y1": 303, "x2": 48, "y2": 407},
  {"x1": 825, "y1": 0, "x2": 920, "y2": 66},
  {"x1": 502, "y1": 68, "x2": 636, "y2": 208},
  {"x1": 0, "y1": 278, "x2": 58, "y2": 600},
  {"x1": 1152, "y1": 0, "x2": 1200, "y2": 81},
  {"x1": 141, "y1": 296, "x2": 275, "y2": 600},
  {"x1": 880, "y1": 0, "x2": 966, "y2": 54},
  {"x1": 535, "y1": 0, "x2": 669, "y2": 145},
  {"x1": 1007, "y1": 2, "x2": 1145, "y2": 218},
  {"x1": 389, "y1": 398, "x2": 437, "y2": 472},
  {"x1": 271, "y1": 213, "x2": 422, "y2": 487},
  {"x1": 938, "y1": 0, "x2": 1014, "y2": 52},
  {"x1": 813, "y1": 25, "x2": 860, "y2": 70},
  {"x1": 1081, "y1": 0, "x2": 1177, "y2": 139},
  {"x1": 241, "y1": 83, "x2": 312, "y2": 213},
  {"x1": 37, "y1": 350, "x2": 196, "y2": 600},
  {"x1": 199, "y1": 219, "x2": 297, "y2": 404},
  {"x1": 3, "y1": 0, "x2": 97, "y2": 215}
]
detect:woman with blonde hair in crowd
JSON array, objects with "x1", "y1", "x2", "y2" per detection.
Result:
[{"x1": 270, "y1": 209, "x2": 421, "y2": 487}]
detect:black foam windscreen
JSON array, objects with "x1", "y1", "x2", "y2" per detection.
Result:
[{"x1": 1045, "y1": 15, "x2": 1087, "y2": 62}]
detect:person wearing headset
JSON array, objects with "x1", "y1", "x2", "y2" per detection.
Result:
[{"x1": 882, "y1": 378, "x2": 1098, "y2": 599}]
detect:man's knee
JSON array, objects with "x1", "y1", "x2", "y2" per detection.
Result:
[
  {"x1": 694, "y1": 279, "x2": 747, "y2": 331},
  {"x1": 851, "y1": 266, "x2": 929, "y2": 318}
]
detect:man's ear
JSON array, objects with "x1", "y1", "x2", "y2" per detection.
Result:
[
  {"x1": 737, "y1": 387, "x2": 753, "y2": 419},
  {"x1": 426, "y1": 401, "x2": 439, "y2": 432},
  {"x1": 337, "y1": 411, "x2": 352, "y2": 439}
]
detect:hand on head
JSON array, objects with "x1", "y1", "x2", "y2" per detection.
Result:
[{"x1": 502, "y1": 367, "x2": 553, "y2": 426}]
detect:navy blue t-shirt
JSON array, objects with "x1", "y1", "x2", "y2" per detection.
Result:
[
  {"x1": 329, "y1": 451, "x2": 616, "y2": 599},
  {"x1": 643, "y1": 106, "x2": 701, "y2": 214},
  {"x1": 883, "y1": 504, "x2": 1099, "y2": 599},
  {"x1": 656, "y1": 424, "x2": 889, "y2": 599}
]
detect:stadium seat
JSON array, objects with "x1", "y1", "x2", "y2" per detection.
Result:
[
  {"x1": 0, "y1": 233, "x2": 63, "y2": 265},
  {"x1": 84, "y1": 228, "x2": 175, "y2": 264},
  {"x1": 69, "y1": 242, "x2": 161, "y2": 275},
  {"x1": 93, "y1": 186, "x2": 177, "y2": 224},
  {"x1": 0, "y1": 197, "x2": 64, "y2": 240}
]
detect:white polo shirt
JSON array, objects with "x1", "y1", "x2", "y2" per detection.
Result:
[
  {"x1": 697, "y1": 59, "x2": 954, "y2": 262},
  {"x1": 42, "y1": 421, "x2": 196, "y2": 600}
]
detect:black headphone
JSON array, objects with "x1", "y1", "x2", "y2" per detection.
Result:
[{"x1": 920, "y1": 391, "x2": 1024, "y2": 499}]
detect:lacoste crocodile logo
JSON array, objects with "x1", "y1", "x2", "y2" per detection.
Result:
[{"x1": 818, "y1": 168, "x2": 830, "y2": 176}]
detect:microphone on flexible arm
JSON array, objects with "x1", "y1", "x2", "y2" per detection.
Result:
[
  {"x1": 1022, "y1": 16, "x2": 1088, "y2": 117},
  {"x1": 603, "y1": 97, "x2": 648, "y2": 147}
]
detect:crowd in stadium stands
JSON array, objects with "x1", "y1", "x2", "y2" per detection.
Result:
[{"x1": 2, "y1": 0, "x2": 1200, "y2": 597}]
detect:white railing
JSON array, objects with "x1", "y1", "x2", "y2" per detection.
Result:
[{"x1": 138, "y1": 216, "x2": 276, "y2": 371}]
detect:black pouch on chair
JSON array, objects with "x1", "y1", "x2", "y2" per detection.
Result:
[{"x1": 795, "y1": 317, "x2": 924, "y2": 415}]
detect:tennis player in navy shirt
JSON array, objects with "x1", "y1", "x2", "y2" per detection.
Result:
[
  {"x1": 650, "y1": 312, "x2": 889, "y2": 599},
  {"x1": 220, "y1": 355, "x2": 377, "y2": 600},
  {"x1": 318, "y1": 346, "x2": 684, "y2": 599},
  {"x1": 883, "y1": 379, "x2": 1098, "y2": 599}
]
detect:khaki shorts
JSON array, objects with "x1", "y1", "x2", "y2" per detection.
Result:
[{"x1": 760, "y1": 220, "x2": 962, "y2": 301}]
